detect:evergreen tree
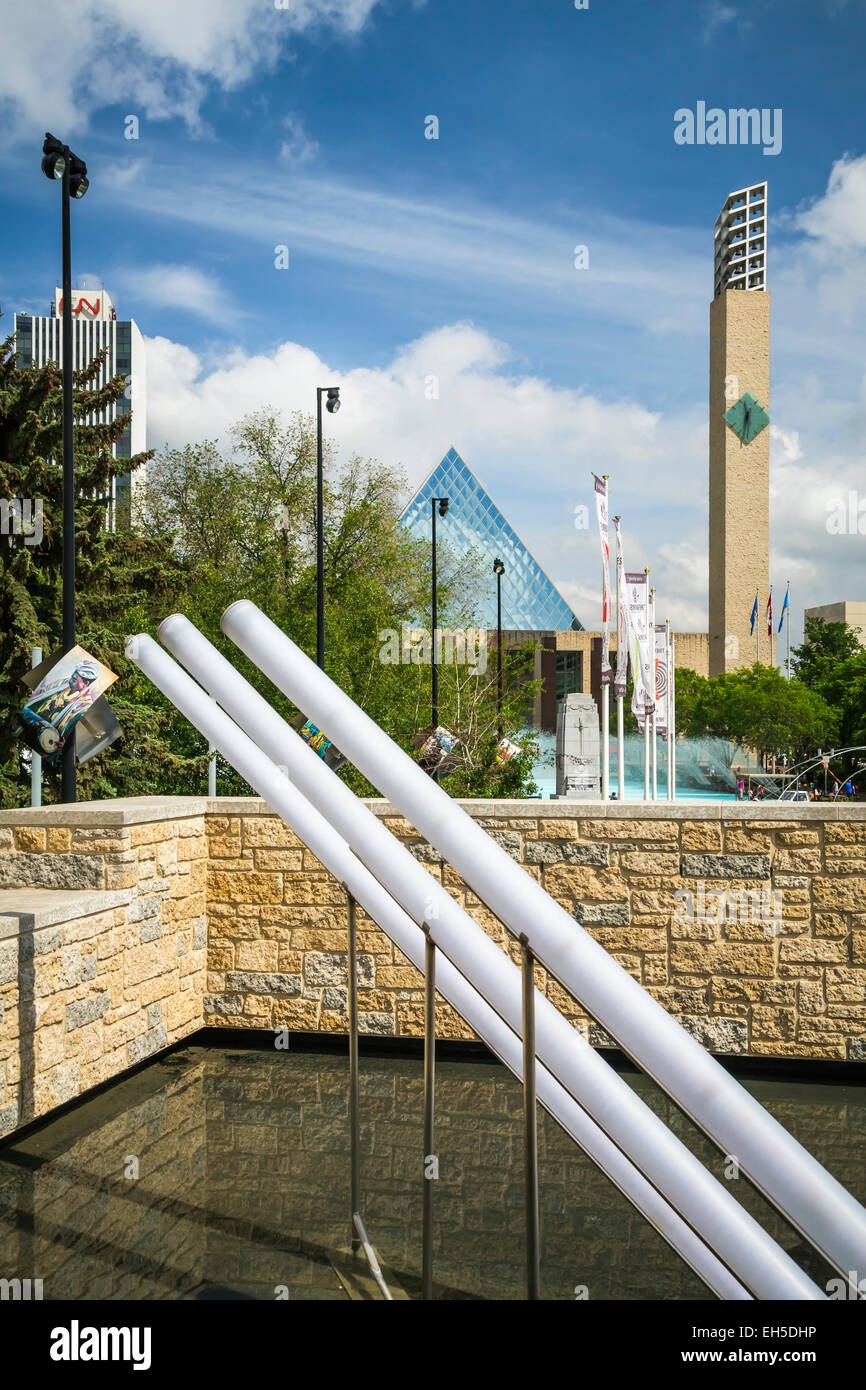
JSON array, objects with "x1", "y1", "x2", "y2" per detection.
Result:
[{"x1": 0, "y1": 321, "x2": 196, "y2": 806}]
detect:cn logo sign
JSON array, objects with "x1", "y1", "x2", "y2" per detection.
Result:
[{"x1": 58, "y1": 296, "x2": 100, "y2": 316}]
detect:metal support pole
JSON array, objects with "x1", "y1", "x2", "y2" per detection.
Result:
[
  {"x1": 665, "y1": 620, "x2": 672, "y2": 802},
  {"x1": 614, "y1": 517, "x2": 625, "y2": 801},
  {"x1": 496, "y1": 570, "x2": 503, "y2": 740},
  {"x1": 520, "y1": 934, "x2": 541, "y2": 1300},
  {"x1": 30, "y1": 648, "x2": 42, "y2": 807},
  {"x1": 422, "y1": 926, "x2": 436, "y2": 1301},
  {"x1": 670, "y1": 634, "x2": 677, "y2": 801},
  {"x1": 347, "y1": 892, "x2": 361, "y2": 1254},
  {"x1": 651, "y1": 706, "x2": 657, "y2": 800},
  {"x1": 60, "y1": 168, "x2": 76, "y2": 803},
  {"x1": 601, "y1": 682, "x2": 609, "y2": 800},
  {"x1": 431, "y1": 497, "x2": 438, "y2": 731},
  {"x1": 208, "y1": 745, "x2": 217, "y2": 797},
  {"x1": 786, "y1": 592, "x2": 791, "y2": 681},
  {"x1": 316, "y1": 389, "x2": 325, "y2": 671},
  {"x1": 616, "y1": 695, "x2": 624, "y2": 800}
]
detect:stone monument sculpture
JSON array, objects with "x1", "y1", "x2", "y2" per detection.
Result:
[{"x1": 554, "y1": 692, "x2": 601, "y2": 800}]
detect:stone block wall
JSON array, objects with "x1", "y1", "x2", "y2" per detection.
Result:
[
  {"x1": 1, "y1": 796, "x2": 864, "y2": 1139},
  {"x1": 0, "y1": 804, "x2": 208, "y2": 1137},
  {"x1": 205, "y1": 800, "x2": 866, "y2": 1063}
]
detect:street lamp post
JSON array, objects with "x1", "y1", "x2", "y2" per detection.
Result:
[
  {"x1": 315, "y1": 386, "x2": 340, "y2": 670},
  {"x1": 42, "y1": 134, "x2": 89, "y2": 803},
  {"x1": 430, "y1": 496, "x2": 449, "y2": 732},
  {"x1": 493, "y1": 558, "x2": 505, "y2": 739}
]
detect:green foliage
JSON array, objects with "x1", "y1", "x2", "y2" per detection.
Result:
[
  {"x1": 792, "y1": 617, "x2": 866, "y2": 761},
  {"x1": 134, "y1": 409, "x2": 542, "y2": 799},
  {"x1": 0, "y1": 325, "x2": 199, "y2": 807},
  {"x1": 671, "y1": 663, "x2": 838, "y2": 763}
]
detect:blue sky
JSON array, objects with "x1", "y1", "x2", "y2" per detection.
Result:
[{"x1": 1, "y1": 0, "x2": 864, "y2": 639}]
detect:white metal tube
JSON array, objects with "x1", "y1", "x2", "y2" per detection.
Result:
[
  {"x1": 132, "y1": 628, "x2": 750, "y2": 1300},
  {"x1": 222, "y1": 598, "x2": 866, "y2": 1290},
  {"x1": 159, "y1": 618, "x2": 811, "y2": 1298}
]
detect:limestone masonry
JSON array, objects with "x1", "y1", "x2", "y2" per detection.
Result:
[{"x1": 1, "y1": 796, "x2": 864, "y2": 1139}]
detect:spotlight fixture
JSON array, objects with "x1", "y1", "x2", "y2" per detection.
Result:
[
  {"x1": 41, "y1": 133, "x2": 67, "y2": 180},
  {"x1": 438, "y1": 497, "x2": 449, "y2": 518},
  {"x1": 69, "y1": 155, "x2": 89, "y2": 199},
  {"x1": 326, "y1": 386, "x2": 340, "y2": 414},
  {"x1": 41, "y1": 135, "x2": 89, "y2": 198},
  {"x1": 493, "y1": 557, "x2": 505, "y2": 575}
]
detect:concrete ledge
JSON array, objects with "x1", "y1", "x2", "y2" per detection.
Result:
[
  {"x1": 0, "y1": 888, "x2": 134, "y2": 939},
  {"x1": 2, "y1": 794, "x2": 864, "y2": 826},
  {"x1": 0, "y1": 797, "x2": 213, "y2": 828}
]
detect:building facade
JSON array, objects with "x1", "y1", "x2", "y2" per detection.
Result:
[
  {"x1": 708, "y1": 185, "x2": 771, "y2": 676},
  {"x1": 401, "y1": 447, "x2": 582, "y2": 632},
  {"x1": 401, "y1": 447, "x2": 708, "y2": 732},
  {"x1": 13, "y1": 284, "x2": 146, "y2": 527},
  {"x1": 804, "y1": 601, "x2": 866, "y2": 648},
  {"x1": 713, "y1": 182, "x2": 767, "y2": 296}
]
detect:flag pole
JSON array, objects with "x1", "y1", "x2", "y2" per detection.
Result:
[
  {"x1": 650, "y1": 587, "x2": 657, "y2": 801},
  {"x1": 643, "y1": 568, "x2": 651, "y2": 801},
  {"x1": 670, "y1": 633, "x2": 677, "y2": 800},
  {"x1": 786, "y1": 581, "x2": 791, "y2": 679},
  {"x1": 602, "y1": 679, "x2": 609, "y2": 801},
  {"x1": 769, "y1": 584, "x2": 773, "y2": 668},
  {"x1": 667, "y1": 614, "x2": 675, "y2": 800},
  {"x1": 601, "y1": 475, "x2": 610, "y2": 803},
  {"x1": 614, "y1": 515, "x2": 625, "y2": 801}
]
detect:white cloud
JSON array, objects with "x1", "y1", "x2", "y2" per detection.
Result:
[
  {"x1": 280, "y1": 114, "x2": 320, "y2": 166},
  {"x1": 795, "y1": 153, "x2": 866, "y2": 254},
  {"x1": 96, "y1": 155, "x2": 708, "y2": 345},
  {"x1": 703, "y1": 2, "x2": 739, "y2": 43},
  {"x1": 769, "y1": 424, "x2": 802, "y2": 463},
  {"x1": 127, "y1": 151, "x2": 866, "y2": 646},
  {"x1": 143, "y1": 320, "x2": 711, "y2": 630},
  {"x1": 113, "y1": 264, "x2": 235, "y2": 325},
  {"x1": 0, "y1": 0, "x2": 392, "y2": 139}
]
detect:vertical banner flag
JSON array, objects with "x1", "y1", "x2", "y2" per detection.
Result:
[
  {"x1": 778, "y1": 583, "x2": 789, "y2": 633},
  {"x1": 625, "y1": 571, "x2": 651, "y2": 732},
  {"x1": 645, "y1": 585, "x2": 656, "y2": 718},
  {"x1": 750, "y1": 593, "x2": 758, "y2": 635},
  {"x1": 767, "y1": 588, "x2": 773, "y2": 637},
  {"x1": 593, "y1": 474, "x2": 612, "y2": 685},
  {"x1": 614, "y1": 516, "x2": 628, "y2": 700},
  {"x1": 654, "y1": 624, "x2": 669, "y2": 740}
]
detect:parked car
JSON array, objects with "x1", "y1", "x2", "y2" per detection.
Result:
[{"x1": 779, "y1": 789, "x2": 810, "y2": 802}]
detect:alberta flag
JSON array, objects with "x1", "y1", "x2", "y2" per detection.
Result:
[
  {"x1": 749, "y1": 593, "x2": 758, "y2": 636},
  {"x1": 778, "y1": 584, "x2": 790, "y2": 634}
]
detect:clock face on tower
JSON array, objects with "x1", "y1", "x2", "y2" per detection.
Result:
[{"x1": 724, "y1": 391, "x2": 770, "y2": 444}]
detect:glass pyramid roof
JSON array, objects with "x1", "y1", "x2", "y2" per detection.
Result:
[{"x1": 400, "y1": 448, "x2": 582, "y2": 631}]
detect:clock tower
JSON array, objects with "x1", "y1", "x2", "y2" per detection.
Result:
[{"x1": 708, "y1": 183, "x2": 770, "y2": 676}]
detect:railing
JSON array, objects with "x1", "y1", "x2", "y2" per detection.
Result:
[
  {"x1": 141, "y1": 623, "x2": 765, "y2": 1298},
  {"x1": 127, "y1": 612, "x2": 866, "y2": 1300},
  {"x1": 217, "y1": 601, "x2": 866, "y2": 1295}
]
